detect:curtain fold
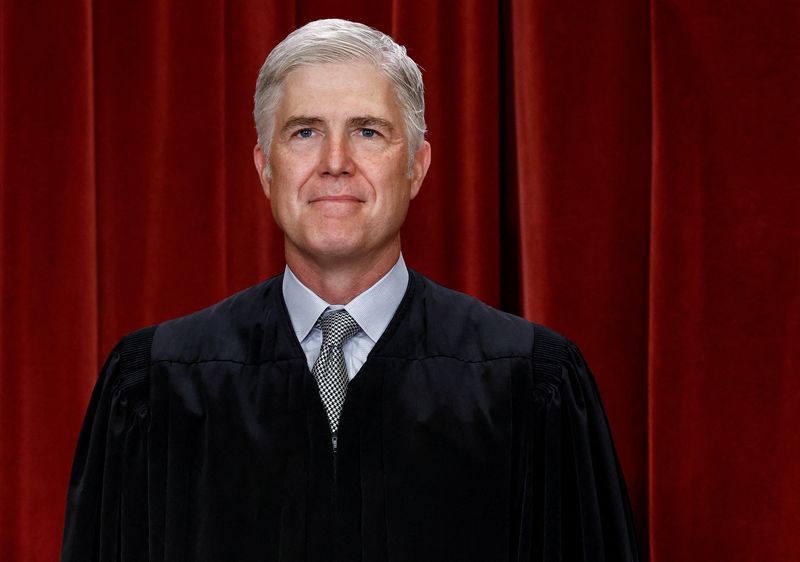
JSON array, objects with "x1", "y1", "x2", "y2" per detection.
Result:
[
  {"x1": 1, "y1": 1, "x2": 98, "y2": 559},
  {"x1": 649, "y1": 1, "x2": 800, "y2": 560},
  {"x1": 507, "y1": 0, "x2": 652, "y2": 536},
  {"x1": 1, "y1": 1, "x2": 797, "y2": 560}
]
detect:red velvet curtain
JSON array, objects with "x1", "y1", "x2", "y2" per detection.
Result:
[{"x1": 1, "y1": 1, "x2": 798, "y2": 560}]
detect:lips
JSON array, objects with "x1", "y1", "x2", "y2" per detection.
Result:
[{"x1": 309, "y1": 194, "x2": 364, "y2": 203}]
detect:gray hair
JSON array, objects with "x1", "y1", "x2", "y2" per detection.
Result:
[{"x1": 253, "y1": 19, "x2": 426, "y2": 169}]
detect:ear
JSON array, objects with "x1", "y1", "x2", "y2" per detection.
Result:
[
  {"x1": 409, "y1": 140, "x2": 431, "y2": 200},
  {"x1": 253, "y1": 143, "x2": 272, "y2": 199}
]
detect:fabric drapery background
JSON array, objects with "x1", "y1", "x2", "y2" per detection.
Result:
[{"x1": 1, "y1": 0, "x2": 797, "y2": 560}]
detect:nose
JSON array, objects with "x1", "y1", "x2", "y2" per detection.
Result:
[{"x1": 319, "y1": 133, "x2": 355, "y2": 177}]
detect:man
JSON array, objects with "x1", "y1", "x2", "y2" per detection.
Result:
[{"x1": 61, "y1": 19, "x2": 639, "y2": 562}]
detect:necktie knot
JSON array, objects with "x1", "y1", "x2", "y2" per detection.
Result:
[{"x1": 317, "y1": 310, "x2": 360, "y2": 347}]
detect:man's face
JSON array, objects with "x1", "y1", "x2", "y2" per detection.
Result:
[{"x1": 254, "y1": 62, "x2": 431, "y2": 268}]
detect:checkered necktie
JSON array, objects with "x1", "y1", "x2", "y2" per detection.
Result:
[{"x1": 312, "y1": 310, "x2": 361, "y2": 434}]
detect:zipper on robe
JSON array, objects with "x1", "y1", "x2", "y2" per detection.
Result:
[{"x1": 332, "y1": 433, "x2": 338, "y2": 481}]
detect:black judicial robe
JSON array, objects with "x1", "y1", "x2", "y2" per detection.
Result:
[{"x1": 61, "y1": 271, "x2": 640, "y2": 562}]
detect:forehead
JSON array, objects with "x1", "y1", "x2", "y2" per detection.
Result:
[{"x1": 276, "y1": 62, "x2": 402, "y2": 122}]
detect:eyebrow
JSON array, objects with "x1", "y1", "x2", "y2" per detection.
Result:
[
  {"x1": 347, "y1": 116, "x2": 395, "y2": 133},
  {"x1": 280, "y1": 116, "x2": 324, "y2": 135}
]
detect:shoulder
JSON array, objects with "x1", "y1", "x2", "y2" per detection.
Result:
[
  {"x1": 529, "y1": 322, "x2": 584, "y2": 368},
  {"x1": 405, "y1": 271, "x2": 582, "y2": 367},
  {"x1": 91, "y1": 276, "x2": 284, "y2": 411},
  {"x1": 403, "y1": 271, "x2": 533, "y2": 360},
  {"x1": 87, "y1": 324, "x2": 159, "y2": 413},
  {"x1": 150, "y1": 275, "x2": 284, "y2": 364}
]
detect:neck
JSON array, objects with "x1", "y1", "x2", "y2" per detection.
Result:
[{"x1": 285, "y1": 242, "x2": 401, "y2": 304}]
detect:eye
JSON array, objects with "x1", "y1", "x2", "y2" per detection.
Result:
[
  {"x1": 359, "y1": 128, "x2": 378, "y2": 138},
  {"x1": 295, "y1": 128, "x2": 314, "y2": 139}
]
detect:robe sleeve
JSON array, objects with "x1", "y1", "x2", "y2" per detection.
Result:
[
  {"x1": 517, "y1": 326, "x2": 640, "y2": 561},
  {"x1": 60, "y1": 327, "x2": 155, "y2": 562}
]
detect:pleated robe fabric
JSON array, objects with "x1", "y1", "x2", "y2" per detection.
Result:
[{"x1": 60, "y1": 271, "x2": 640, "y2": 561}]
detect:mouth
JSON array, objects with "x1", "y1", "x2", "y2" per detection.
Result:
[
  {"x1": 308, "y1": 194, "x2": 365, "y2": 217},
  {"x1": 309, "y1": 195, "x2": 364, "y2": 203}
]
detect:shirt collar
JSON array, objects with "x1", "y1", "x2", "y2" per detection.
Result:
[{"x1": 282, "y1": 254, "x2": 409, "y2": 344}]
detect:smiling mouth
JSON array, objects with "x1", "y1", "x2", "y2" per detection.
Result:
[{"x1": 309, "y1": 195, "x2": 363, "y2": 203}]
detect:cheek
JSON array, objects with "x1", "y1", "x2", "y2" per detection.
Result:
[
  {"x1": 271, "y1": 145, "x2": 320, "y2": 179},
  {"x1": 358, "y1": 154, "x2": 409, "y2": 192},
  {"x1": 268, "y1": 168, "x2": 315, "y2": 205},
  {"x1": 268, "y1": 191, "x2": 290, "y2": 231},
  {"x1": 266, "y1": 179, "x2": 301, "y2": 226}
]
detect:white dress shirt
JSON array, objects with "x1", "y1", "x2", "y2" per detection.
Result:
[{"x1": 281, "y1": 255, "x2": 409, "y2": 379}]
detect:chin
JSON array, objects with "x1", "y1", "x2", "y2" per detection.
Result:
[{"x1": 304, "y1": 235, "x2": 368, "y2": 262}]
